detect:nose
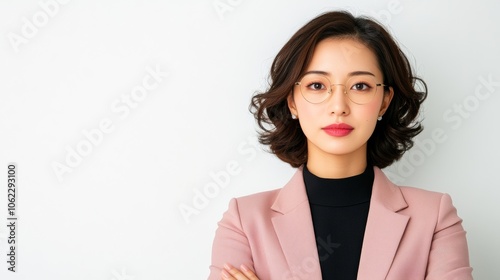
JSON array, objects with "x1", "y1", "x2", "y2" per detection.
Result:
[{"x1": 327, "y1": 84, "x2": 350, "y2": 116}]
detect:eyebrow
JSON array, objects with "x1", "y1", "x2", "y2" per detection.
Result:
[{"x1": 303, "y1": 70, "x2": 376, "y2": 77}]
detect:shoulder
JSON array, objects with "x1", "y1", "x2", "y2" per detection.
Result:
[
  {"x1": 398, "y1": 185, "x2": 455, "y2": 210},
  {"x1": 397, "y1": 185, "x2": 462, "y2": 228},
  {"x1": 229, "y1": 188, "x2": 281, "y2": 215},
  {"x1": 399, "y1": 185, "x2": 444, "y2": 204},
  {"x1": 377, "y1": 168, "x2": 454, "y2": 211},
  {"x1": 229, "y1": 167, "x2": 306, "y2": 214},
  {"x1": 217, "y1": 188, "x2": 283, "y2": 236},
  {"x1": 376, "y1": 168, "x2": 461, "y2": 224}
]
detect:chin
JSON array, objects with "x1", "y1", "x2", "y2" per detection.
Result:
[{"x1": 318, "y1": 144, "x2": 362, "y2": 156}]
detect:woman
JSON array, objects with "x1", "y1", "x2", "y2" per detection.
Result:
[{"x1": 208, "y1": 10, "x2": 473, "y2": 280}]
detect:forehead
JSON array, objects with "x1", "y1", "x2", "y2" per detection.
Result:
[{"x1": 306, "y1": 38, "x2": 382, "y2": 78}]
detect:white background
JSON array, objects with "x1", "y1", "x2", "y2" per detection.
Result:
[{"x1": 0, "y1": 0, "x2": 499, "y2": 279}]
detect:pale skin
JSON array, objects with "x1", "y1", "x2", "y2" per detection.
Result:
[{"x1": 220, "y1": 37, "x2": 394, "y2": 280}]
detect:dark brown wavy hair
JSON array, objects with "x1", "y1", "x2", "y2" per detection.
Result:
[{"x1": 250, "y1": 10, "x2": 427, "y2": 168}]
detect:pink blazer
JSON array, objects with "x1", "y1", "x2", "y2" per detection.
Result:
[{"x1": 208, "y1": 166, "x2": 473, "y2": 280}]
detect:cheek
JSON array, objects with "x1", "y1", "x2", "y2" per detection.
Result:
[
  {"x1": 359, "y1": 105, "x2": 379, "y2": 120},
  {"x1": 350, "y1": 101, "x2": 383, "y2": 131},
  {"x1": 295, "y1": 99, "x2": 323, "y2": 120},
  {"x1": 361, "y1": 97, "x2": 384, "y2": 118},
  {"x1": 294, "y1": 98, "x2": 322, "y2": 134}
]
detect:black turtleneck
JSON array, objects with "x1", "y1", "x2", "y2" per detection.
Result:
[{"x1": 304, "y1": 165, "x2": 374, "y2": 280}]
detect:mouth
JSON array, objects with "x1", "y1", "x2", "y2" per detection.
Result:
[{"x1": 322, "y1": 123, "x2": 354, "y2": 137}]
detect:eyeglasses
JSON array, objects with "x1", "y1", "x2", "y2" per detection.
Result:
[{"x1": 294, "y1": 73, "x2": 388, "y2": 105}]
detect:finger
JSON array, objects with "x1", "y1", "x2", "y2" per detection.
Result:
[
  {"x1": 240, "y1": 264, "x2": 259, "y2": 280},
  {"x1": 223, "y1": 263, "x2": 249, "y2": 279},
  {"x1": 221, "y1": 268, "x2": 236, "y2": 280}
]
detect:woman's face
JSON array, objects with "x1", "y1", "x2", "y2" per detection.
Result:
[{"x1": 288, "y1": 38, "x2": 393, "y2": 165}]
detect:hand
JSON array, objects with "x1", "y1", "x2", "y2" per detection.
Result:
[{"x1": 221, "y1": 263, "x2": 259, "y2": 280}]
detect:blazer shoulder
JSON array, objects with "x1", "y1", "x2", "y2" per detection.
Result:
[
  {"x1": 219, "y1": 188, "x2": 284, "y2": 236},
  {"x1": 233, "y1": 188, "x2": 281, "y2": 212},
  {"x1": 398, "y1": 185, "x2": 450, "y2": 212},
  {"x1": 398, "y1": 185, "x2": 461, "y2": 209},
  {"x1": 398, "y1": 185, "x2": 445, "y2": 202},
  {"x1": 397, "y1": 185, "x2": 462, "y2": 225}
]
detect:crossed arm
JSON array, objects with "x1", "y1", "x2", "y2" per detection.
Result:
[{"x1": 220, "y1": 263, "x2": 259, "y2": 280}]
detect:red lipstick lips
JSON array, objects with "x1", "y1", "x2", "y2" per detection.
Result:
[{"x1": 322, "y1": 123, "x2": 354, "y2": 137}]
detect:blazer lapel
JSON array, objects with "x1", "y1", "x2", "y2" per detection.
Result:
[
  {"x1": 271, "y1": 166, "x2": 323, "y2": 279},
  {"x1": 357, "y1": 167, "x2": 410, "y2": 280}
]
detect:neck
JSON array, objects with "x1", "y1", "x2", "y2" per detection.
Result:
[{"x1": 306, "y1": 143, "x2": 368, "y2": 179}]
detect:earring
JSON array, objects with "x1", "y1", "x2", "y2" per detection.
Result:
[
  {"x1": 291, "y1": 114, "x2": 297, "y2": 119},
  {"x1": 377, "y1": 116, "x2": 383, "y2": 121}
]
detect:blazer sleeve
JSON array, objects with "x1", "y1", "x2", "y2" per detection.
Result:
[
  {"x1": 426, "y1": 193, "x2": 473, "y2": 280},
  {"x1": 208, "y1": 198, "x2": 255, "y2": 280}
]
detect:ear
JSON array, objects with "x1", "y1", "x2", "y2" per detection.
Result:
[
  {"x1": 379, "y1": 87, "x2": 394, "y2": 116},
  {"x1": 287, "y1": 93, "x2": 298, "y2": 117}
]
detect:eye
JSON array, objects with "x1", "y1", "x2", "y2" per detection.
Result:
[
  {"x1": 350, "y1": 82, "x2": 371, "y2": 91},
  {"x1": 306, "y1": 82, "x2": 326, "y2": 91}
]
